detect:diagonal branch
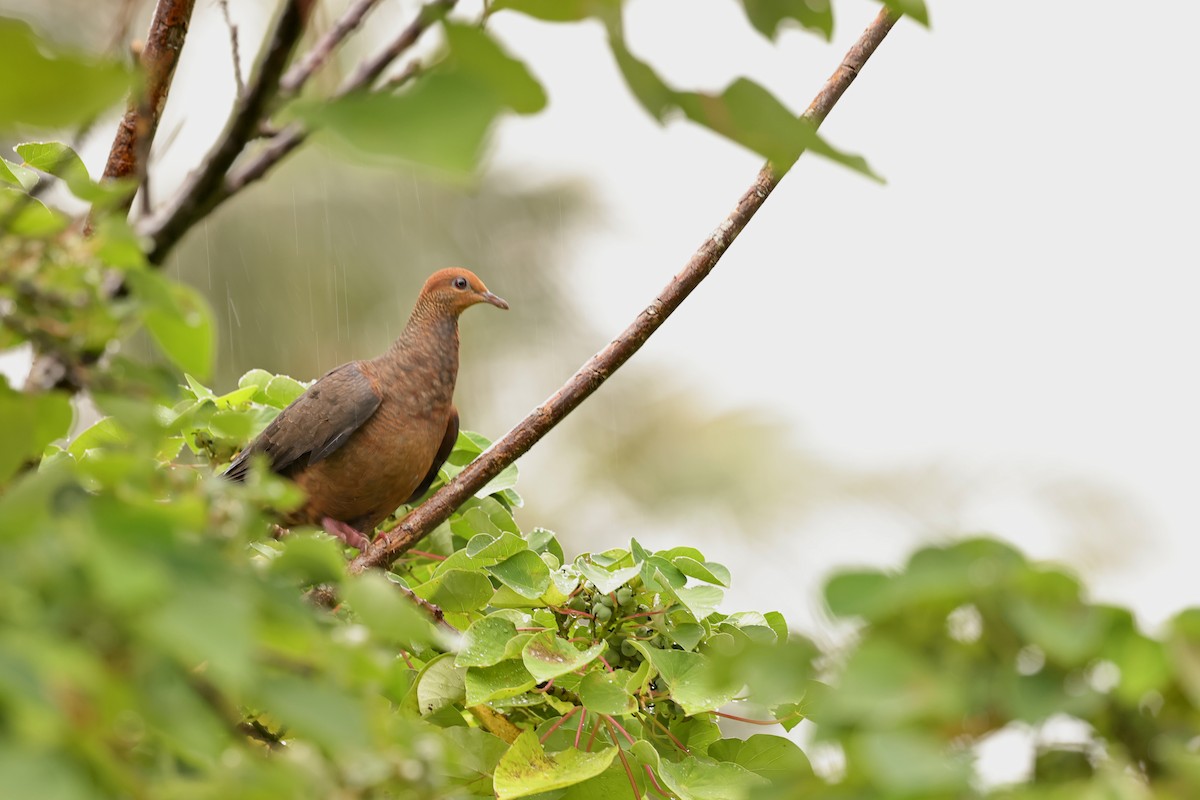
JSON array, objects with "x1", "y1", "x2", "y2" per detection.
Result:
[
  {"x1": 97, "y1": 0, "x2": 196, "y2": 216},
  {"x1": 349, "y1": 6, "x2": 903, "y2": 575},
  {"x1": 141, "y1": 0, "x2": 317, "y2": 265},
  {"x1": 278, "y1": 0, "x2": 387, "y2": 96}
]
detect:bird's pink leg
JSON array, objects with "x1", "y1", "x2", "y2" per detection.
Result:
[{"x1": 320, "y1": 517, "x2": 372, "y2": 551}]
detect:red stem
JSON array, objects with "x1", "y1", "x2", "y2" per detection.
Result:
[
  {"x1": 644, "y1": 713, "x2": 690, "y2": 754},
  {"x1": 604, "y1": 714, "x2": 638, "y2": 747},
  {"x1": 711, "y1": 709, "x2": 802, "y2": 726},
  {"x1": 406, "y1": 548, "x2": 446, "y2": 561},
  {"x1": 574, "y1": 708, "x2": 587, "y2": 749},
  {"x1": 539, "y1": 706, "x2": 580, "y2": 744},
  {"x1": 605, "y1": 719, "x2": 642, "y2": 800}
]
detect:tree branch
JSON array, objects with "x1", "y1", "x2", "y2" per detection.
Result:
[
  {"x1": 278, "y1": 0, "x2": 387, "y2": 96},
  {"x1": 140, "y1": 0, "x2": 453, "y2": 263},
  {"x1": 349, "y1": 6, "x2": 903, "y2": 575},
  {"x1": 141, "y1": 0, "x2": 317, "y2": 265},
  {"x1": 97, "y1": 0, "x2": 196, "y2": 214}
]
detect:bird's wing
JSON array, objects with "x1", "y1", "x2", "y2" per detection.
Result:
[
  {"x1": 223, "y1": 362, "x2": 383, "y2": 482},
  {"x1": 403, "y1": 406, "x2": 459, "y2": 504}
]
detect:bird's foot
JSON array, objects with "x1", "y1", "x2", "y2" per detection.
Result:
[{"x1": 320, "y1": 517, "x2": 372, "y2": 551}]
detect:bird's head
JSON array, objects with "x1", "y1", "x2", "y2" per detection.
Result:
[{"x1": 420, "y1": 267, "x2": 509, "y2": 316}]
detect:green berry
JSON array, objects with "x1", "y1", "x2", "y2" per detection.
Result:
[{"x1": 593, "y1": 605, "x2": 613, "y2": 622}]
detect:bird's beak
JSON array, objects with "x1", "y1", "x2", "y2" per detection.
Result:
[{"x1": 481, "y1": 291, "x2": 509, "y2": 310}]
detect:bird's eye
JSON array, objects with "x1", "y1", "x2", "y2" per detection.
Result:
[{"x1": 452, "y1": 277, "x2": 469, "y2": 290}]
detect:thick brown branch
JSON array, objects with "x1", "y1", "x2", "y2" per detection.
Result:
[
  {"x1": 350, "y1": 6, "x2": 902, "y2": 575},
  {"x1": 141, "y1": 0, "x2": 316, "y2": 265},
  {"x1": 98, "y1": 0, "x2": 196, "y2": 210},
  {"x1": 100, "y1": 0, "x2": 195, "y2": 182}
]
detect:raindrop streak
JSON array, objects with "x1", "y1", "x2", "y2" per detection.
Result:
[
  {"x1": 321, "y1": 171, "x2": 342, "y2": 347},
  {"x1": 203, "y1": 220, "x2": 213, "y2": 291}
]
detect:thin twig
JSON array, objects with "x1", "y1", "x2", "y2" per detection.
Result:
[
  {"x1": 279, "y1": 0, "x2": 387, "y2": 96},
  {"x1": 142, "y1": 0, "x2": 454, "y2": 263},
  {"x1": 141, "y1": 0, "x2": 317, "y2": 264},
  {"x1": 338, "y1": 0, "x2": 453, "y2": 92},
  {"x1": 217, "y1": 0, "x2": 245, "y2": 98},
  {"x1": 351, "y1": 6, "x2": 903, "y2": 574}
]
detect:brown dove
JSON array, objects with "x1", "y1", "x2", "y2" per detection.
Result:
[{"x1": 223, "y1": 268, "x2": 508, "y2": 549}]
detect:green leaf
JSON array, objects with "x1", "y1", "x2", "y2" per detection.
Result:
[
  {"x1": 579, "y1": 670, "x2": 637, "y2": 715},
  {"x1": 0, "y1": 187, "x2": 67, "y2": 235},
  {"x1": 256, "y1": 673, "x2": 372, "y2": 753},
  {"x1": 851, "y1": 729, "x2": 971, "y2": 793},
  {"x1": 302, "y1": 73, "x2": 498, "y2": 176},
  {"x1": 812, "y1": 638, "x2": 963, "y2": 727},
  {"x1": 342, "y1": 571, "x2": 435, "y2": 646},
  {"x1": 0, "y1": 19, "x2": 133, "y2": 131},
  {"x1": 492, "y1": 0, "x2": 621, "y2": 22},
  {"x1": 127, "y1": 271, "x2": 215, "y2": 379},
  {"x1": 0, "y1": 157, "x2": 37, "y2": 189},
  {"x1": 609, "y1": 39, "x2": 677, "y2": 121},
  {"x1": 657, "y1": 754, "x2": 768, "y2": 800},
  {"x1": 673, "y1": 556, "x2": 731, "y2": 587},
  {"x1": 443, "y1": 23, "x2": 546, "y2": 115},
  {"x1": 465, "y1": 659, "x2": 538, "y2": 705},
  {"x1": 494, "y1": 729, "x2": 618, "y2": 800},
  {"x1": 15, "y1": 141, "x2": 133, "y2": 206},
  {"x1": 457, "y1": 615, "x2": 519, "y2": 668},
  {"x1": 669, "y1": 622, "x2": 705, "y2": 651},
  {"x1": 477, "y1": 460, "x2": 520, "y2": 498},
  {"x1": 708, "y1": 734, "x2": 812, "y2": 784},
  {"x1": 634, "y1": 644, "x2": 737, "y2": 715},
  {"x1": 522, "y1": 631, "x2": 606, "y2": 683},
  {"x1": 879, "y1": 0, "x2": 929, "y2": 26},
  {"x1": 141, "y1": 582, "x2": 254, "y2": 691},
  {"x1": 416, "y1": 653, "x2": 467, "y2": 716},
  {"x1": 674, "y1": 585, "x2": 725, "y2": 620},
  {"x1": 268, "y1": 533, "x2": 346, "y2": 586},
  {"x1": 487, "y1": 549, "x2": 551, "y2": 599},
  {"x1": 298, "y1": 25, "x2": 546, "y2": 178},
  {"x1": 0, "y1": 380, "x2": 71, "y2": 482},
  {"x1": 412, "y1": 568, "x2": 495, "y2": 613},
  {"x1": 823, "y1": 569, "x2": 891, "y2": 620},
  {"x1": 610, "y1": 40, "x2": 878, "y2": 180},
  {"x1": 576, "y1": 556, "x2": 641, "y2": 595},
  {"x1": 741, "y1": 0, "x2": 834, "y2": 41},
  {"x1": 1005, "y1": 570, "x2": 1112, "y2": 667}
]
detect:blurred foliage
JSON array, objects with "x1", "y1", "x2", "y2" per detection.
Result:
[
  {"x1": 5, "y1": 3, "x2": 1191, "y2": 799},
  {"x1": 4, "y1": 368, "x2": 1200, "y2": 797}
]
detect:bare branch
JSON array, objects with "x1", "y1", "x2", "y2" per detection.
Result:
[
  {"x1": 140, "y1": 0, "x2": 451, "y2": 264},
  {"x1": 279, "y1": 0, "x2": 387, "y2": 96},
  {"x1": 349, "y1": 6, "x2": 903, "y2": 575},
  {"x1": 140, "y1": 0, "x2": 317, "y2": 265},
  {"x1": 217, "y1": 0, "x2": 245, "y2": 98},
  {"x1": 338, "y1": 0, "x2": 454, "y2": 93},
  {"x1": 98, "y1": 0, "x2": 197, "y2": 205},
  {"x1": 161, "y1": 0, "x2": 456, "y2": 240}
]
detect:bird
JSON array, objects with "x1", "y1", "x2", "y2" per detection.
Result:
[{"x1": 223, "y1": 267, "x2": 508, "y2": 550}]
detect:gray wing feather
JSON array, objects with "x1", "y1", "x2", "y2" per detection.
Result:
[{"x1": 223, "y1": 362, "x2": 382, "y2": 481}]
